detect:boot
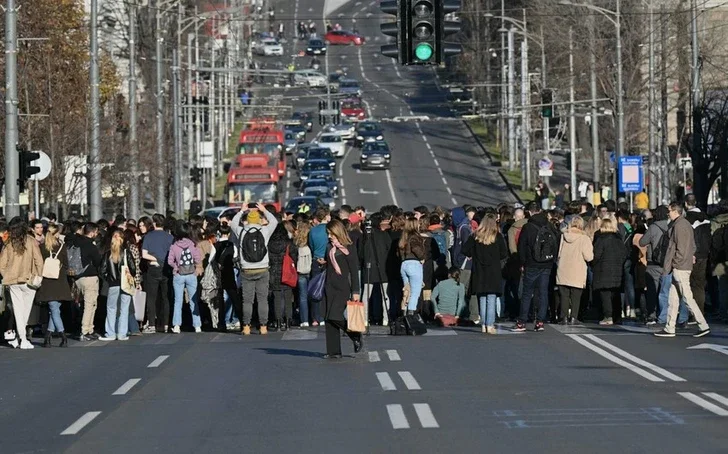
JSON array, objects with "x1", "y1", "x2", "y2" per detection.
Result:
[
  {"x1": 43, "y1": 331, "x2": 52, "y2": 348},
  {"x1": 406, "y1": 310, "x2": 415, "y2": 316},
  {"x1": 280, "y1": 318, "x2": 288, "y2": 332},
  {"x1": 59, "y1": 332, "x2": 68, "y2": 348},
  {"x1": 268, "y1": 319, "x2": 279, "y2": 332}
]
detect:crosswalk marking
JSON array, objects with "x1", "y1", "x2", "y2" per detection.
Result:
[
  {"x1": 413, "y1": 404, "x2": 439, "y2": 428},
  {"x1": 398, "y1": 371, "x2": 421, "y2": 390},
  {"x1": 376, "y1": 372, "x2": 397, "y2": 391},
  {"x1": 368, "y1": 351, "x2": 381, "y2": 362},
  {"x1": 386, "y1": 350, "x2": 401, "y2": 361},
  {"x1": 678, "y1": 392, "x2": 728, "y2": 416},
  {"x1": 386, "y1": 404, "x2": 410, "y2": 429}
]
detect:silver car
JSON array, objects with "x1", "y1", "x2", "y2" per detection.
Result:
[
  {"x1": 326, "y1": 120, "x2": 356, "y2": 140},
  {"x1": 303, "y1": 186, "x2": 336, "y2": 208},
  {"x1": 283, "y1": 131, "x2": 298, "y2": 154}
]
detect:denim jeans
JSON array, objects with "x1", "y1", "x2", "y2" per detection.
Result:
[
  {"x1": 105, "y1": 286, "x2": 131, "y2": 339},
  {"x1": 622, "y1": 260, "x2": 635, "y2": 311},
  {"x1": 224, "y1": 290, "x2": 240, "y2": 324},
  {"x1": 657, "y1": 273, "x2": 688, "y2": 324},
  {"x1": 172, "y1": 274, "x2": 201, "y2": 328},
  {"x1": 298, "y1": 274, "x2": 309, "y2": 324},
  {"x1": 518, "y1": 267, "x2": 551, "y2": 323},
  {"x1": 47, "y1": 300, "x2": 64, "y2": 333},
  {"x1": 400, "y1": 260, "x2": 423, "y2": 311},
  {"x1": 479, "y1": 294, "x2": 497, "y2": 327},
  {"x1": 309, "y1": 263, "x2": 325, "y2": 323}
]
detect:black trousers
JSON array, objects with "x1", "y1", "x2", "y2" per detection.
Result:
[
  {"x1": 325, "y1": 319, "x2": 360, "y2": 355},
  {"x1": 144, "y1": 266, "x2": 170, "y2": 328},
  {"x1": 271, "y1": 288, "x2": 294, "y2": 320},
  {"x1": 690, "y1": 258, "x2": 708, "y2": 314},
  {"x1": 600, "y1": 288, "x2": 621, "y2": 321},
  {"x1": 559, "y1": 285, "x2": 583, "y2": 321}
]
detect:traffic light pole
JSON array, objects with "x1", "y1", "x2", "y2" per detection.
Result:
[
  {"x1": 89, "y1": 0, "x2": 103, "y2": 221},
  {"x1": 506, "y1": 28, "x2": 516, "y2": 171},
  {"x1": 569, "y1": 28, "x2": 578, "y2": 200},
  {"x1": 129, "y1": 0, "x2": 140, "y2": 220},
  {"x1": 520, "y1": 40, "x2": 530, "y2": 191},
  {"x1": 4, "y1": 0, "x2": 19, "y2": 218},
  {"x1": 589, "y1": 12, "x2": 600, "y2": 188}
]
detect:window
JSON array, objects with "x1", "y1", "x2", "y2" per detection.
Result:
[{"x1": 320, "y1": 135, "x2": 341, "y2": 143}]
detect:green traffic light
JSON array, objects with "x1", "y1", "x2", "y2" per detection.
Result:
[{"x1": 414, "y1": 43, "x2": 433, "y2": 61}]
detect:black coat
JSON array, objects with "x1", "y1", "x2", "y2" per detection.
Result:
[
  {"x1": 517, "y1": 213, "x2": 556, "y2": 269},
  {"x1": 420, "y1": 234, "x2": 441, "y2": 291},
  {"x1": 592, "y1": 232, "x2": 627, "y2": 290},
  {"x1": 386, "y1": 230, "x2": 403, "y2": 284},
  {"x1": 99, "y1": 249, "x2": 137, "y2": 287},
  {"x1": 215, "y1": 239, "x2": 237, "y2": 289},
  {"x1": 35, "y1": 241, "x2": 73, "y2": 303},
  {"x1": 323, "y1": 245, "x2": 360, "y2": 321},
  {"x1": 268, "y1": 227, "x2": 298, "y2": 291},
  {"x1": 462, "y1": 234, "x2": 508, "y2": 295},
  {"x1": 360, "y1": 229, "x2": 390, "y2": 283}
]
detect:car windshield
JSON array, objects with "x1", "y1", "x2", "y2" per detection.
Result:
[
  {"x1": 342, "y1": 100, "x2": 361, "y2": 109},
  {"x1": 364, "y1": 143, "x2": 389, "y2": 153},
  {"x1": 320, "y1": 135, "x2": 341, "y2": 143},
  {"x1": 310, "y1": 172, "x2": 334, "y2": 181},
  {"x1": 292, "y1": 112, "x2": 309, "y2": 120},
  {"x1": 285, "y1": 133, "x2": 295, "y2": 140},
  {"x1": 303, "y1": 180, "x2": 327, "y2": 190},
  {"x1": 340, "y1": 81, "x2": 359, "y2": 88},
  {"x1": 304, "y1": 188, "x2": 329, "y2": 197},
  {"x1": 264, "y1": 41, "x2": 279, "y2": 46},
  {"x1": 358, "y1": 123, "x2": 379, "y2": 132},
  {"x1": 227, "y1": 183, "x2": 278, "y2": 204},
  {"x1": 303, "y1": 161, "x2": 330, "y2": 172},
  {"x1": 286, "y1": 198, "x2": 317, "y2": 213},
  {"x1": 310, "y1": 40, "x2": 323, "y2": 46},
  {"x1": 308, "y1": 149, "x2": 333, "y2": 159}
]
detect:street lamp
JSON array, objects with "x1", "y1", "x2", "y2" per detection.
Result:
[{"x1": 560, "y1": 0, "x2": 623, "y2": 201}]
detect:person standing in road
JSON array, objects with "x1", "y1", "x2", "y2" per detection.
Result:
[
  {"x1": 31, "y1": 219, "x2": 45, "y2": 247},
  {"x1": 308, "y1": 208, "x2": 331, "y2": 326},
  {"x1": 36, "y1": 224, "x2": 73, "y2": 347},
  {"x1": 592, "y1": 217, "x2": 627, "y2": 325},
  {"x1": 0, "y1": 217, "x2": 44, "y2": 349},
  {"x1": 655, "y1": 203, "x2": 710, "y2": 338},
  {"x1": 168, "y1": 221, "x2": 203, "y2": 334},
  {"x1": 230, "y1": 204, "x2": 279, "y2": 335},
  {"x1": 398, "y1": 219, "x2": 426, "y2": 315},
  {"x1": 267, "y1": 221, "x2": 297, "y2": 331},
  {"x1": 555, "y1": 216, "x2": 594, "y2": 325},
  {"x1": 74, "y1": 223, "x2": 103, "y2": 341},
  {"x1": 684, "y1": 194, "x2": 711, "y2": 315},
  {"x1": 141, "y1": 214, "x2": 174, "y2": 333},
  {"x1": 451, "y1": 206, "x2": 478, "y2": 323},
  {"x1": 294, "y1": 220, "x2": 313, "y2": 327},
  {"x1": 322, "y1": 219, "x2": 362, "y2": 359},
  {"x1": 98, "y1": 228, "x2": 137, "y2": 341}
]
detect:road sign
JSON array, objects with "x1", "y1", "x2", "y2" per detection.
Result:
[
  {"x1": 618, "y1": 156, "x2": 643, "y2": 193},
  {"x1": 687, "y1": 343, "x2": 728, "y2": 357},
  {"x1": 31, "y1": 151, "x2": 52, "y2": 181},
  {"x1": 537, "y1": 156, "x2": 553, "y2": 176}
]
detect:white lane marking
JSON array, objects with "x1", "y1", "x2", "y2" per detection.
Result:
[
  {"x1": 339, "y1": 145, "x2": 353, "y2": 178},
  {"x1": 413, "y1": 403, "x2": 439, "y2": 428},
  {"x1": 703, "y1": 392, "x2": 728, "y2": 409},
  {"x1": 451, "y1": 197, "x2": 458, "y2": 205},
  {"x1": 425, "y1": 142, "x2": 431, "y2": 150},
  {"x1": 386, "y1": 404, "x2": 410, "y2": 429},
  {"x1": 385, "y1": 169, "x2": 400, "y2": 206},
  {"x1": 368, "y1": 351, "x2": 381, "y2": 362},
  {"x1": 678, "y1": 392, "x2": 728, "y2": 416},
  {"x1": 386, "y1": 349, "x2": 401, "y2": 361},
  {"x1": 433, "y1": 158, "x2": 439, "y2": 166},
  {"x1": 566, "y1": 334, "x2": 664, "y2": 382},
  {"x1": 441, "y1": 177, "x2": 448, "y2": 186},
  {"x1": 421, "y1": 136, "x2": 428, "y2": 142},
  {"x1": 437, "y1": 168, "x2": 444, "y2": 176},
  {"x1": 341, "y1": 187, "x2": 346, "y2": 197},
  {"x1": 112, "y1": 378, "x2": 141, "y2": 396},
  {"x1": 147, "y1": 355, "x2": 169, "y2": 368},
  {"x1": 286, "y1": 179, "x2": 290, "y2": 189},
  {"x1": 446, "y1": 187, "x2": 452, "y2": 194},
  {"x1": 61, "y1": 411, "x2": 102, "y2": 435},
  {"x1": 398, "y1": 371, "x2": 421, "y2": 390},
  {"x1": 583, "y1": 334, "x2": 686, "y2": 382},
  {"x1": 376, "y1": 372, "x2": 397, "y2": 391},
  {"x1": 391, "y1": 58, "x2": 402, "y2": 79}
]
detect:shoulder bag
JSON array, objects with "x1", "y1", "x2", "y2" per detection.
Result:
[
  {"x1": 121, "y1": 252, "x2": 136, "y2": 295},
  {"x1": 42, "y1": 240, "x2": 64, "y2": 280}
]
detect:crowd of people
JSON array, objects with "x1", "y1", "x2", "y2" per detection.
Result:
[{"x1": 1, "y1": 194, "x2": 726, "y2": 353}]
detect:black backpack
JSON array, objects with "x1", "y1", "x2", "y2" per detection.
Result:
[
  {"x1": 652, "y1": 224, "x2": 670, "y2": 267},
  {"x1": 240, "y1": 227, "x2": 267, "y2": 263},
  {"x1": 531, "y1": 224, "x2": 558, "y2": 263}
]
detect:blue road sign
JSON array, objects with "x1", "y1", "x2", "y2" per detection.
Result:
[{"x1": 619, "y1": 156, "x2": 643, "y2": 193}]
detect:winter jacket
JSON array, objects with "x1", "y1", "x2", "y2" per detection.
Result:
[
  {"x1": 451, "y1": 207, "x2": 472, "y2": 270},
  {"x1": 639, "y1": 219, "x2": 669, "y2": 266},
  {"x1": 230, "y1": 210, "x2": 279, "y2": 270},
  {"x1": 35, "y1": 241, "x2": 73, "y2": 302},
  {"x1": 360, "y1": 228, "x2": 390, "y2": 283},
  {"x1": 386, "y1": 230, "x2": 403, "y2": 284},
  {"x1": 461, "y1": 234, "x2": 508, "y2": 295},
  {"x1": 710, "y1": 213, "x2": 728, "y2": 276},
  {"x1": 167, "y1": 238, "x2": 202, "y2": 275},
  {"x1": 517, "y1": 212, "x2": 556, "y2": 270},
  {"x1": 555, "y1": 229, "x2": 594, "y2": 289},
  {"x1": 685, "y1": 208, "x2": 711, "y2": 260},
  {"x1": 663, "y1": 216, "x2": 696, "y2": 274},
  {"x1": 0, "y1": 236, "x2": 44, "y2": 285},
  {"x1": 399, "y1": 234, "x2": 426, "y2": 262},
  {"x1": 267, "y1": 226, "x2": 298, "y2": 291},
  {"x1": 215, "y1": 239, "x2": 237, "y2": 288},
  {"x1": 99, "y1": 248, "x2": 137, "y2": 287},
  {"x1": 71, "y1": 234, "x2": 103, "y2": 279},
  {"x1": 592, "y1": 232, "x2": 627, "y2": 290},
  {"x1": 308, "y1": 223, "x2": 328, "y2": 260},
  {"x1": 431, "y1": 278, "x2": 465, "y2": 316},
  {"x1": 507, "y1": 218, "x2": 528, "y2": 254}
]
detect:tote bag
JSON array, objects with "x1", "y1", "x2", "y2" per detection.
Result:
[
  {"x1": 307, "y1": 271, "x2": 326, "y2": 301},
  {"x1": 120, "y1": 253, "x2": 136, "y2": 295},
  {"x1": 42, "y1": 240, "x2": 64, "y2": 279},
  {"x1": 346, "y1": 300, "x2": 366, "y2": 333},
  {"x1": 281, "y1": 245, "x2": 298, "y2": 288}
]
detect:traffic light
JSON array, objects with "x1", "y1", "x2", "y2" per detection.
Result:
[
  {"x1": 332, "y1": 100, "x2": 340, "y2": 125},
  {"x1": 407, "y1": 0, "x2": 437, "y2": 64},
  {"x1": 318, "y1": 100, "x2": 327, "y2": 125},
  {"x1": 541, "y1": 89, "x2": 554, "y2": 118},
  {"x1": 435, "y1": 0, "x2": 463, "y2": 63},
  {"x1": 189, "y1": 166, "x2": 202, "y2": 184},
  {"x1": 380, "y1": 0, "x2": 407, "y2": 63},
  {"x1": 18, "y1": 148, "x2": 40, "y2": 189}
]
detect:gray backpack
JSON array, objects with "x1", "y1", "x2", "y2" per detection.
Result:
[{"x1": 66, "y1": 244, "x2": 87, "y2": 277}]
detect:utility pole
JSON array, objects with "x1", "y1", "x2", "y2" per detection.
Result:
[
  {"x1": 195, "y1": 23, "x2": 203, "y2": 201},
  {"x1": 500, "y1": 0, "x2": 506, "y2": 163},
  {"x1": 210, "y1": 37, "x2": 217, "y2": 197},
  {"x1": 647, "y1": 0, "x2": 656, "y2": 208},
  {"x1": 614, "y1": 0, "x2": 624, "y2": 201},
  {"x1": 187, "y1": 32, "x2": 195, "y2": 196},
  {"x1": 4, "y1": 0, "x2": 19, "y2": 218},
  {"x1": 589, "y1": 6, "x2": 600, "y2": 188},
  {"x1": 690, "y1": 0, "x2": 702, "y2": 206},
  {"x1": 128, "y1": 0, "x2": 139, "y2": 219},
  {"x1": 520, "y1": 40, "x2": 531, "y2": 191},
  {"x1": 659, "y1": 5, "x2": 669, "y2": 204},
  {"x1": 89, "y1": 0, "x2": 103, "y2": 221},
  {"x1": 155, "y1": 6, "x2": 166, "y2": 214},
  {"x1": 507, "y1": 28, "x2": 516, "y2": 171},
  {"x1": 569, "y1": 27, "x2": 577, "y2": 200},
  {"x1": 172, "y1": 49, "x2": 183, "y2": 216},
  {"x1": 540, "y1": 25, "x2": 549, "y2": 162}
]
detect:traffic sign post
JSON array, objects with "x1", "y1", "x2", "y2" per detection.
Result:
[
  {"x1": 618, "y1": 156, "x2": 643, "y2": 211},
  {"x1": 30, "y1": 151, "x2": 52, "y2": 218}
]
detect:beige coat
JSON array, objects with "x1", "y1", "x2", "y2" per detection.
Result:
[
  {"x1": 0, "y1": 236, "x2": 44, "y2": 285},
  {"x1": 556, "y1": 229, "x2": 594, "y2": 289}
]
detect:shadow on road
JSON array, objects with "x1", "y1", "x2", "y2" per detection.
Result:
[{"x1": 255, "y1": 347, "x2": 324, "y2": 358}]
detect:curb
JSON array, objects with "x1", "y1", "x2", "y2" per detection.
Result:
[{"x1": 462, "y1": 120, "x2": 523, "y2": 205}]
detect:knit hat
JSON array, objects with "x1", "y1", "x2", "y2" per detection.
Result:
[{"x1": 247, "y1": 210, "x2": 262, "y2": 224}]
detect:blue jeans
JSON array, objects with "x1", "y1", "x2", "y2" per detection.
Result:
[
  {"x1": 623, "y1": 261, "x2": 635, "y2": 311},
  {"x1": 310, "y1": 263, "x2": 325, "y2": 323},
  {"x1": 518, "y1": 267, "x2": 551, "y2": 323},
  {"x1": 172, "y1": 274, "x2": 201, "y2": 328},
  {"x1": 657, "y1": 273, "x2": 688, "y2": 324},
  {"x1": 298, "y1": 274, "x2": 310, "y2": 324},
  {"x1": 47, "y1": 300, "x2": 64, "y2": 333},
  {"x1": 105, "y1": 286, "x2": 131, "y2": 339},
  {"x1": 400, "y1": 260, "x2": 423, "y2": 311},
  {"x1": 224, "y1": 290, "x2": 240, "y2": 324},
  {"x1": 479, "y1": 294, "x2": 497, "y2": 327}
]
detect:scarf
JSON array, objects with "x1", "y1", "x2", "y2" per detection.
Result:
[{"x1": 328, "y1": 238, "x2": 349, "y2": 275}]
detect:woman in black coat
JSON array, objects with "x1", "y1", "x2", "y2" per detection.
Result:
[
  {"x1": 592, "y1": 217, "x2": 627, "y2": 325},
  {"x1": 267, "y1": 221, "x2": 298, "y2": 331},
  {"x1": 36, "y1": 224, "x2": 74, "y2": 347},
  {"x1": 323, "y1": 219, "x2": 362, "y2": 359},
  {"x1": 359, "y1": 213, "x2": 392, "y2": 325},
  {"x1": 462, "y1": 215, "x2": 508, "y2": 334}
]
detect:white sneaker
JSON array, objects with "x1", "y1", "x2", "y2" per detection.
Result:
[
  {"x1": 194, "y1": 327, "x2": 202, "y2": 333},
  {"x1": 300, "y1": 322, "x2": 309, "y2": 328},
  {"x1": 98, "y1": 336, "x2": 115, "y2": 341},
  {"x1": 171, "y1": 325, "x2": 181, "y2": 334},
  {"x1": 8, "y1": 339, "x2": 19, "y2": 349},
  {"x1": 19, "y1": 340, "x2": 34, "y2": 349},
  {"x1": 382, "y1": 320, "x2": 388, "y2": 327},
  {"x1": 4, "y1": 330, "x2": 16, "y2": 341},
  {"x1": 319, "y1": 321, "x2": 325, "y2": 326}
]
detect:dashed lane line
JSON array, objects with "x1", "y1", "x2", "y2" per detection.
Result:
[
  {"x1": 387, "y1": 404, "x2": 410, "y2": 429},
  {"x1": 61, "y1": 411, "x2": 102, "y2": 436},
  {"x1": 413, "y1": 403, "x2": 440, "y2": 428},
  {"x1": 112, "y1": 378, "x2": 141, "y2": 396},
  {"x1": 398, "y1": 371, "x2": 422, "y2": 390},
  {"x1": 147, "y1": 355, "x2": 169, "y2": 368},
  {"x1": 376, "y1": 372, "x2": 397, "y2": 391},
  {"x1": 385, "y1": 349, "x2": 401, "y2": 361}
]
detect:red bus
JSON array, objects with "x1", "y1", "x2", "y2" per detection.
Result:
[
  {"x1": 225, "y1": 165, "x2": 281, "y2": 212},
  {"x1": 237, "y1": 128, "x2": 286, "y2": 176}
]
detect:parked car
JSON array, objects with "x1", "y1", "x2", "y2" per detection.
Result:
[
  {"x1": 315, "y1": 132, "x2": 346, "y2": 157},
  {"x1": 306, "y1": 38, "x2": 327, "y2": 55},
  {"x1": 360, "y1": 140, "x2": 392, "y2": 170},
  {"x1": 255, "y1": 38, "x2": 284, "y2": 56},
  {"x1": 324, "y1": 30, "x2": 365, "y2": 46}
]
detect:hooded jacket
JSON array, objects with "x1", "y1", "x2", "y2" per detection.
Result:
[
  {"x1": 639, "y1": 219, "x2": 669, "y2": 266},
  {"x1": 167, "y1": 238, "x2": 202, "y2": 275},
  {"x1": 518, "y1": 212, "x2": 555, "y2": 269},
  {"x1": 451, "y1": 207, "x2": 472, "y2": 270},
  {"x1": 685, "y1": 207, "x2": 711, "y2": 260},
  {"x1": 556, "y1": 229, "x2": 594, "y2": 289}
]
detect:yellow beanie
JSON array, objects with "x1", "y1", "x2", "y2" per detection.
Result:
[{"x1": 247, "y1": 210, "x2": 262, "y2": 224}]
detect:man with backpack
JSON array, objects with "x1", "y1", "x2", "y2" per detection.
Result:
[
  {"x1": 70, "y1": 223, "x2": 103, "y2": 340},
  {"x1": 512, "y1": 202, "x2": 558, "y2": 332},
  {"x1": 141, "y1": 214, "x2": 174, "y2": 333},
  {"x1": 230, "y1": 204, "x2": 278, "y2": 335}
]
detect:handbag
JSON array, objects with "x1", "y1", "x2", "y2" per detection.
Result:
[
  {"x1": 308, "y1": 270, "x2": 326, "y2": 301},
  {"x1": 27, "y1": 275, "x2": 43, "y2": 290},
  {"x1": 120, "y1": 252, "x2": 136, "y2": 295},
  {"x1": 42, "y1": 240, "x2": 64, "y2": 279},
  {"x1": 346, "y1": 300, "x2": 366, "y2": 333},
  {"x1": 281, "y1": 245, "x2": 298, "y2": 288},
  {"x1": 133, "y1": 290, "x2": 147, "y2": 322}
]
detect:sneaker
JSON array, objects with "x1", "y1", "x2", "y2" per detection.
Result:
[
  {"x1": 117, "y1": 337, "x2": 129, "y2": 341},
  {"x1": 472, "y1": 318, "x2": 481, "y2": 325},
  {"x1": 676, "y1": 321, "x2": 688, "y2": 330},
  {"x1": 88, "y1": 333, "x2": 100, "y2": 340},
  {"x1": 511, "y1": 322, "x2": 526, "y2": 332},
  {"x1": 130, "y1": 331, "x2": 142, "y2": 337},
  {"x1": 300, "y1": 322, "x2": 309, "y2": 328},
  {"x1": 534, "y1": 321, "x2": 545, "y2": 332},
  {"x1": 654, "y1": 329, "x2": 676, "y2": 338},
  {"x1": 194, "y1": 327, "x2": 202, "y2": 333},
  {"x1": 19, "y1": 340, "x2": 34, "y2": 349},
  {"x1": 481, "y1": 325, "x2": 487, "y2": 334},
  {"x1": 645, "y1": 320, "x2": 657, "y2": 326},
  {"x1": 163, "y1": 325, "x2": 169, "y2": 333},
  {"x1": 259, "y1": 326, "x2": 268, "y2": 335},
  {"x1": 687, "y1": 320, "x2": 698, "y2": 326},
  {"x1": 171, "y1": 326, "x2": 181, "y2": 334},
  {"x1": 143, "y1": 326, "x2": 156, "y2": 334},
  {"x1": 693, "y1": 328, "x2": 710, "y2": 338},
  {"x1": 319, "y1": 321, "x2": 325, "y2": 326},
  {"x1": 4, "y1": 330, "x2": 15, "y2": 341},
  {"x1": 312, "y1": 321, "x2": 319, "y2": 327},
  {"x1": 487, "y1": 326, "x2": 497, "y2": 335},
  {"x1": 98, "y1": 335, "x2": 115, "y2": 341},
  {"x1": 242, "y1": 325, "x2": 251, "y2": 336},
  {"x1": 569, "y1": 319, "x2": 581, "y2": 326},
  {"x1": 226, "y1": 323, "x2": 235, "y2": 331},
  {"x1": 599, "y1": 318, "x2": 614, "y2": 326},
  {"x1": 8, "y1": 339, "x2": 19, "y2": 349}
]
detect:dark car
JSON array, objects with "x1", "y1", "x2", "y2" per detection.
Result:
[
  {"x1": 305, "y1": 147, "x2": 336, "y2": 171},
  {"x1": 285, "y1": 196, "x2": 325, "y2": 214},
  {"x1": 299, "y1": 159, "x2": 333, "y2": 181},
  {"x1": 291, "y1": 111, "x2": 313, "y2": 132},
  {"x1": 338, "y1": 79, "x2": 361, "y2": 97},
  {"x1": 360, "y1": 141, "x2": 391, "y2": 170},
  {"x1": 307, "y1": 170, "x2": 338, "y2": 196},
  {"x1": 285, "y1": 123, "x2": 307, "y2": 143},
  {"x1": 306, "y1": 38, "x2": 327, "y2": 56},
  {"x1": 355, "y1": 121, "x2": 384, "y2": 147},
  {"x1": 294, "y1": 142, "x2": 317, "y2": 169}
]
